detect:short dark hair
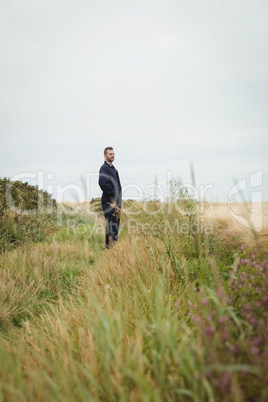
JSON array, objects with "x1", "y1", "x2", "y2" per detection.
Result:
[{"x1": 104, "y1": 147, "x2": 113, "y2": 155}]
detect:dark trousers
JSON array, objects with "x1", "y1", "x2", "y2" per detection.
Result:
[{"x1": 104, "y1": 209, "x2": 120, "y2": 248}]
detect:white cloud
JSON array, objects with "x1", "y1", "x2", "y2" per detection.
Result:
[{"x1": 0, "y1": 0, "x2": 267, "y2": 201}]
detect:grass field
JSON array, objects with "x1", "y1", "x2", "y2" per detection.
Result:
[{"x1": 0, "y1": 196, "x2": 267, "y2": 401}]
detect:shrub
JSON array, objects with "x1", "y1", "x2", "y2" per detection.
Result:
[
  {"x1": 0, "y1": 178, "x2": 57, "y2": 252},
  {"x1": 0, "y1": 177, "x2": 56, "y2": 213}
]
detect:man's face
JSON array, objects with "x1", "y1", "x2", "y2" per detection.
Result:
[{"x1": 105, "y1": 149, "x2": 115, "y2": 163}]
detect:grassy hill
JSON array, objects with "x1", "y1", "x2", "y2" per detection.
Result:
[{"x1": 0, "y1": 186, "x2": 267, "y2": 401}]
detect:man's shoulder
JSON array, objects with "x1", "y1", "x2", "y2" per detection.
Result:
[{"x1": 99, "y1": 162, "x2": 109, "y2": 172}]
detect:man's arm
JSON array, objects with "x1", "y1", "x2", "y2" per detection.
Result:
[{"x1": 98, "y1": 165, "x2": 115, "y2": 196}]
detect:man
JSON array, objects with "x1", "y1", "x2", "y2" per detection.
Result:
[{"x1": 98, "y1": 147, "x2": 122, "y2": 248}]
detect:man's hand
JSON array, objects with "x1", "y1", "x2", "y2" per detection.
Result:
[
  {"x1": 109, "y1": 198, "x2": 121, "y2": 220},
  {"x1": 110, "y1": 198, "x2": 116, "y2": 207}
]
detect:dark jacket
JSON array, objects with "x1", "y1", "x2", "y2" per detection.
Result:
[{"x1": 98, "y1": 161, "x2": 122, "y2": 213}]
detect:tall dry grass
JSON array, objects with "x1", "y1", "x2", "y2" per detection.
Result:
[
  {"x1": 0, "y1": 197, "x2": 267, "y2": 401},
  {"x1": 198, "y1": 201, "x2": 268, "y2": 247}
]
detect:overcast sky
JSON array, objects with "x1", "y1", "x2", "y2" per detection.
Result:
[{"x1": 1, "y1": 0, "x2": 267, "y2": 202}]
